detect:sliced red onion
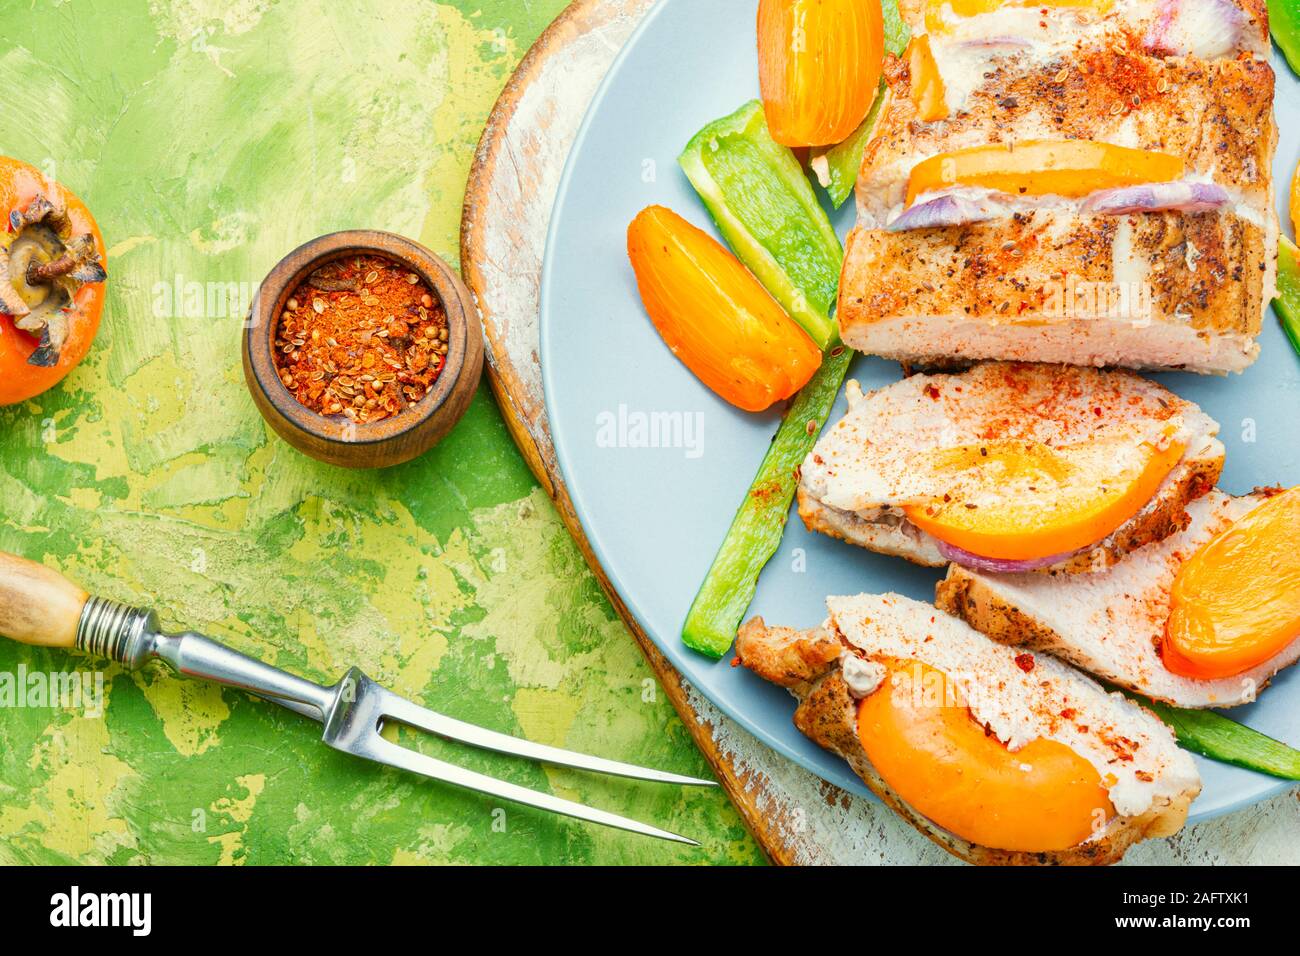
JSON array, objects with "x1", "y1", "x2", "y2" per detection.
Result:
[
  {"x1": 934, "y1": 537, "x2": 1081, "y2": 574},
  {"x1": 1143, "y1": 0, "x2": 1248, "y2": 59},
  {"x1": 1080, "y1": 181, "x2": 1230, "y2": 216},
  {"x1": 887, "y1": 192, "x2": 1004, "y2": 232}
]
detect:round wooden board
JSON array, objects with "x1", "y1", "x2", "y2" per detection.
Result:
[{"x1": 459, "y1": 0, "x2": 1300, "y2": 866}]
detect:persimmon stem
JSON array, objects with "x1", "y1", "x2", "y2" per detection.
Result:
[{"x1": 26, "y1": 254, "x2": 79, "y2": 284}]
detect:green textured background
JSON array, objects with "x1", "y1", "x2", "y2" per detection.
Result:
[{"x1": 0, "y1": 0, "x2": 762, "y2": 865}]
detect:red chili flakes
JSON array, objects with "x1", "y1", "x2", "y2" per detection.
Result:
[
  {"x1": 274, "y1": 255, "x2": 448, "y2": 425},
  {"x1": 1014, "y1": 653, "x2": 1036, "y2": 673},
  {"x1": 1102, "y1": 732, "x2": 1140, "y2": 762}
]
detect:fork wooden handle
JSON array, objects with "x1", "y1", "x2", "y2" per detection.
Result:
[{"x1": 0, "y1": 551, "x2": 88, "y2": 649}]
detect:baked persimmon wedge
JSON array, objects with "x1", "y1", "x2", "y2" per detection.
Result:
[
  {"x1": 757, "y1": 0, "x2": 884, "y2": 147},
  {"x1": 902, "y1": 434, "x2": 1187, "y2": 562},
  {"x1": 859, "y1": 658, "x2": 1114, "y2": 853},
  {"x1": 906, "y1": 34, "x2": 948, "y2": 122},
  {"x1": 627, "y1": 205, "x2": 821, "y2": 413},
  {"x1": 905, "y1": 141, "x2": 1185, "y2": 206},
  {"x1": 1163, "y1": 487, "x2": 1300, "y2": 679}
]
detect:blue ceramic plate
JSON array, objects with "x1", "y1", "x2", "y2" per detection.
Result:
[{"x1": 541, "y1": 0, "x2": 1300, "y2": 822}]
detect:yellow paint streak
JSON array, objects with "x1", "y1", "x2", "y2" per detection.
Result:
[
  {"x1": 460, "y1": 491, "x2": 611, "y2": 690},
  {"x1": 390, "y1": 823, "x2": 465, "y2": 866},
  {"x1": 417, "y1": 5, "x2": 520, "y2": 259},
  {"x1": 285, "y1": 494, "x2": 462, "y2": 688},
  {"x1": 511, "y1": 687, "x2": 582, "y2": 747},
  {"x1": 66, "y1": 487, "x2": 103, "y2": 510},
  {"x1": 137, "y1": 674, "x2": 232, "y2": 756},
  {"x1": 106, "y1": 235, "x2": 156, "y2": 258},
  {"x1": 209, "y1": 772, "x2": 266, "y2": 866},
  {"x1": 120, "y1": 355, "x2": 200, "y2": 448},
  {"x1": 41, "y1": 360, "x2": 135, "y2": 493},
  {"x1": 511, "y1": 687, "x2": 590, "y2": 804},
  {"x1": 0, "y1": 716, "x2": 136, "y2": 863}
]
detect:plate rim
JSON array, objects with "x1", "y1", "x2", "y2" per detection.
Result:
[{"x1": 538, "y1": 0, "x2": 1293, "y2": 826}]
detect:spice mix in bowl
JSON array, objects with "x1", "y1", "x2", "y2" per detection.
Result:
[
  {"x1": 275, "y1": 255, "x2": 450, "y2": 425},
  {"x1": 243, "y1": 230, "x2": 483, "y2": 468}
]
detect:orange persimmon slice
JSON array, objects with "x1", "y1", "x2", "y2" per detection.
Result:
[
  {"x1": 902, "y1": 435, "x2": 1186, "y2": 561},
  {"x1": 905, "y1": 140, "x2": 1185, "y2": 206},
  {"x1": 1163, "y1": 487, "x2": 1300, "y2": 680},
  {"x1": 627, "y1": 206, "x2": 821, "y2": 413},
  {"x1": 907, "y1": 34, "x2": 949, "y2": 122},
  {"x1": 757, "y1": 0, "x2": 884, "y2": 147},
  {"x1": 858, "y1": 658, "x2": 1113, "y2": 852}
]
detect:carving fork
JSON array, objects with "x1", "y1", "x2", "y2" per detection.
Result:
[{"x1": 0, "y1": 551, "x2": 715, "y2": 845}]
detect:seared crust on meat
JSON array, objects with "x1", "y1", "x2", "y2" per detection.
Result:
[
  {"x1": 889, "y1": 0, "x2": 1272, "y2": 57},
  {"x1": 937, "y1": 571, "x2": 1079, "y2": 656},
  {"x1": 735, "y1": 618, "x2": 840, "y2": 692},
  {"x1": 838, "y1": 210, "x2": 1269, "y2": 373},
  {"x1": 739, "y1": 618, "x2": 1196, "y2": 865},
  {"x1": 936, "y1": 565, "x2": 1299, "y2": 707}
]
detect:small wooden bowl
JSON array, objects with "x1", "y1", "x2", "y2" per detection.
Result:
[{"x1": 243, "y1": 231, "x2": 483, "y2": 469}]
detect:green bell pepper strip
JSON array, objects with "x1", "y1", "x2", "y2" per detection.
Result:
[
  {"x1": 679, "y1": 101, "x2": 842, "y2": 351},
  {"x1": 810, "y1": 0, "x2": 910, "y2": 208},
  {"x1": 810, "y1": 81, "x2": 891, "y2": 209},
  {"x1": 1269, "y1": 0, "x2": 1300, "y2": 76},
  {"x1": 677, "y1": 104, "x2": 849, "y2": 658},
  {"x1": 681, "y1": 347, "x2": 853, "y2": 657},
  {"x1": 881, "y1": 0, "x2": 912, "y2": 59},
  {"x1": 1275, "y1": 236, "x2": 1300, "y2": 359},
  {"x1": 1132, "y1": 694, "x2": 1300, "y2": 779}
]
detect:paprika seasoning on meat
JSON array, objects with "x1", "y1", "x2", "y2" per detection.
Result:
[{"x1": 274, "y1": 255, "x2": 448, "y2": 425}]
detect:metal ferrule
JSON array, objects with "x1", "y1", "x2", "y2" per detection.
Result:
[
  {"x1": 76, "y1": 597, "x2": 334, "y2": 718},
  {"x1": 75, "y1": 596, "x2": 159, "y2": 670}
]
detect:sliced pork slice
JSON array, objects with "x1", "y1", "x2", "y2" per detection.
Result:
[
  {"x1": 838, "y1": 208, "x2": 1272, "y2": 374},
  {"x1": 798, "y1": 363, "x2": 1224, "y2": 573},
  {"x1": 737, "y1": 593, "x2": 1201, "y2": 865},
  {"x1": 858, "y1": 48, "x2": 1275, "y2": 227},
  {"x1": 937, "y1": 491, "x2": 1300, "y2": 708}
]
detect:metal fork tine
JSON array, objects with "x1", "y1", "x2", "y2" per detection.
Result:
[
  {"x1": 359, "y1": 735, "x2": 700, "y2": 845},
  {"x1": 380, "y1": 690, "x2": 717, "y2": 788}
]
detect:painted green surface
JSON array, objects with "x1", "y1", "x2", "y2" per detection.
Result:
[{"x1": 0, "y1": 0, "x2": 763, "y2": 865}]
